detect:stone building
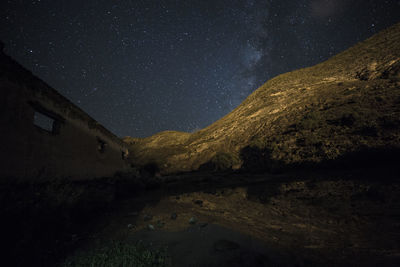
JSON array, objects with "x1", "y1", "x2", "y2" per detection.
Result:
[{"x1": 0, "y1": 43, "x2": 131, "y2": 181}]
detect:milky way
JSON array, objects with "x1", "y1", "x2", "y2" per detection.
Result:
[{"x1": 1, "y1": 0, "x2": 399, "y2": 137}]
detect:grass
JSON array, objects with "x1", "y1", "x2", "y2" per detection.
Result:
[{"x1": 61, "y1": 241, "x2": 170, "y2": 267}]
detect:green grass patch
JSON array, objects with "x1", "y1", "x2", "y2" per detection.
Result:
[{"x1": 62, "y1": 241, "x2": 170, "y2": 267}]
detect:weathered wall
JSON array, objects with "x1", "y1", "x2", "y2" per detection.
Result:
[{"x1": 0, "y1": 48, "x2": 131, "y2": 181}]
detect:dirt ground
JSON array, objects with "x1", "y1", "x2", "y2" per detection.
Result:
[{"x1": 65, "y1": 166, "x2": 400, "y2": 266}]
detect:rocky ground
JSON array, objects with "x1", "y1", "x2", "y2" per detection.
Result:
[{"x1": 58, "y1": 165, "x2": 400, "y2": 267}]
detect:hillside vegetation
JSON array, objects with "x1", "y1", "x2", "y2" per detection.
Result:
[{"x1": 124, "y1": 23, "x2": 400, "y2": 174}]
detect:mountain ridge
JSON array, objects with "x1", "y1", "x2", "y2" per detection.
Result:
[{"x1": 124, "y1": 22, "x2": 400, "y2": 174}]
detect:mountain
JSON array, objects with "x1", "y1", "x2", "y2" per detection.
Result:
[{"x1": 124, "y1": 22, "x2": 400, "y2": 174}]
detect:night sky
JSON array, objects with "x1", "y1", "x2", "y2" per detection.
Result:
[{"x1": 1, "y1": 1, "x2": 399, "y2": 138}]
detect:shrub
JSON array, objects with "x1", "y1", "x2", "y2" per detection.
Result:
[
  {"x1": 199, "y1": 152, "x2": 239, "y2": 171},
  {"x1": 212, "y1": 152, "x2": 239, "y2": 171},
  {"x1": 239, "y1": 145, "x2": 282, "y2": 173},
  {"x1": 140, "y1": 162, "x2": 160, "y2": 177}
]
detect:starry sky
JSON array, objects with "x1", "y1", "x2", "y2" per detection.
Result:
[{"x1": 1, "y1": 0, "x2": 399, "y2": 138}]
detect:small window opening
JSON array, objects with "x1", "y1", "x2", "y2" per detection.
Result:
[
  {"x1": 97, "y1": 138, "x2": 107, "y2": 153},
  {"x1": 34, "y1": 111, "x2": 56, "y2": 133}
]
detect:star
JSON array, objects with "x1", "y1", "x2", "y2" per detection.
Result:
[{"x1": 0, "y1": 0, "x2": 398, "y2": 137}]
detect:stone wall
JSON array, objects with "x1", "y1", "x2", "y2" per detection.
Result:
[{"x1": 0, "y1": 47, "x2": 131, "y2": 181}]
